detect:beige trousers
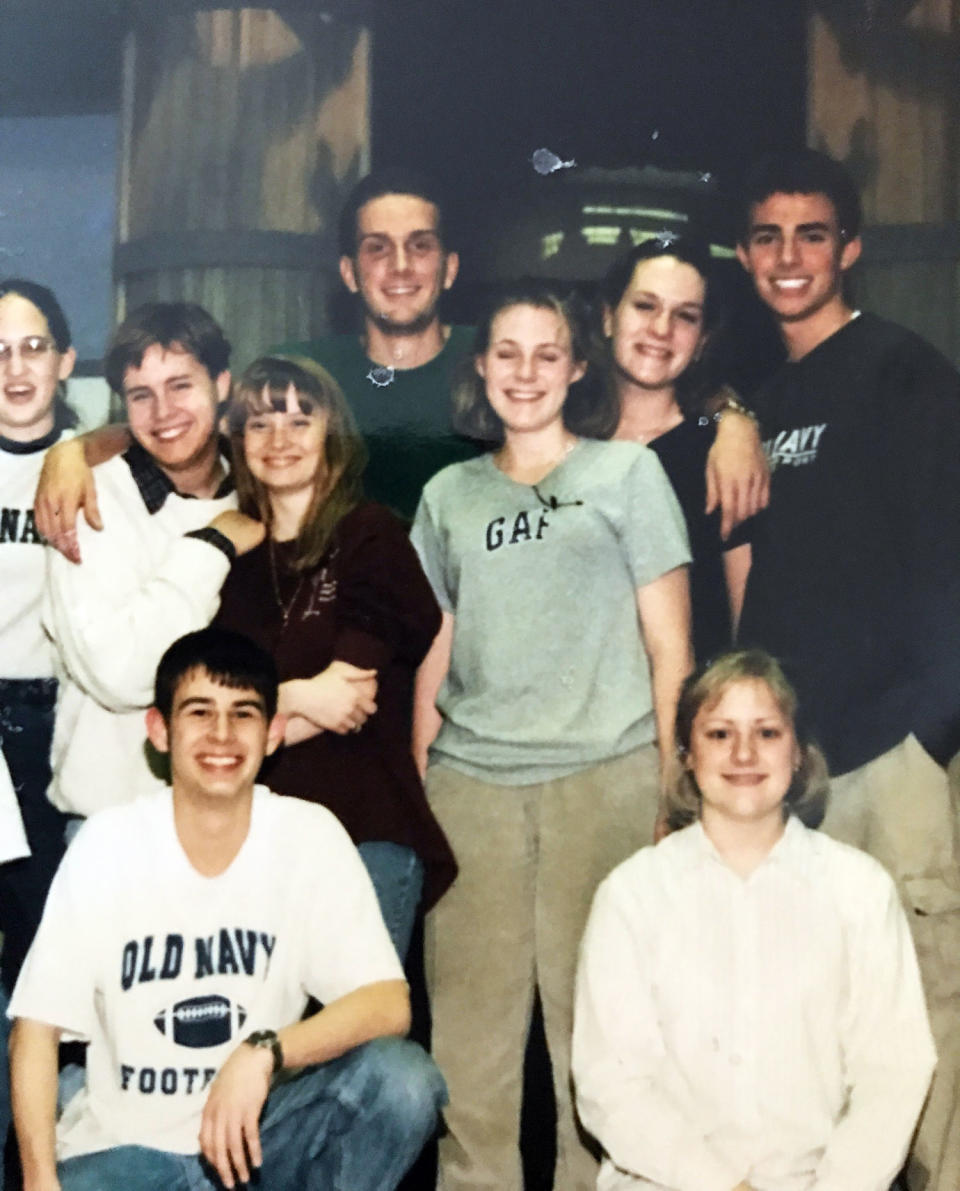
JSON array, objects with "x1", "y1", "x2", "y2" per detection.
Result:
[
  {"x1": 825, "y1": 734, "x2": 960, "y2": 1191},
  {"x1": 424, "y1": 747, "x2": 661, "y2": 1191}
]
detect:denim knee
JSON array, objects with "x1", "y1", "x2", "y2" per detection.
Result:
[{"x1": 366, "y1": 1036, "x2": 447, "y2": 1139}]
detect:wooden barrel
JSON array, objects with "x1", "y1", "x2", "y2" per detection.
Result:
[
  {"x1": 114, "y1": 2, "x2": 371, "y2": 377},
  {"x1": 807, "y1": 0, "x2": 960, "y2": 360}
]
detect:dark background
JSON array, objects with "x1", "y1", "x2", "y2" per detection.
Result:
[{"x1": 0, "y1": 0, "x2": 807, "y2": 303}]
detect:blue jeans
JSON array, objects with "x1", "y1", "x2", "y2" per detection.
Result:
[
  {"x1": 57, "y1": 1037, "x2": 446, "y2": 1191},
  {"x1": 0, "y1": 983, "x2": 8, "y2": 1191},
  {"x1": 357, "y1": 842, "x2": 424, "y2": 962},
  {"x1": 0, "y1": 679, "x2": 67, "y2": 989}
]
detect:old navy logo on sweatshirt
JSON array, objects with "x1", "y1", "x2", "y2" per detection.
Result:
[{"x1": 764, "y1": 423, "x2": 827, "y2": 472}]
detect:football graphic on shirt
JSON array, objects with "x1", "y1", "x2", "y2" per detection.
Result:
[{"x1": 153, "y1": 995, "x2": 247, "y2": 1048}]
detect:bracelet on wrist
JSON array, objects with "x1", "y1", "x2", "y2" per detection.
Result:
[
  {"x1": 713, "y1": 396, "x2": 758, "y2": 427},
  {"x1": 714, "y1": 395, "x2": 757, "y2": 428}
]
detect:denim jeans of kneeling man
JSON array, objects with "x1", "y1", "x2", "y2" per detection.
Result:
[{"x1": 55, "y1": 1036, "x2": 446, "y2": 1191}]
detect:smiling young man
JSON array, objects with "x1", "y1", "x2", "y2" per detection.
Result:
[
  {"x1": 275, "y1": 168, "x2": 480, "y2": 520},
  {"x1": 9, "y1": 628, "x2": 444, "y2": 1191},
  {"x1": 734, "y1": 148, "x2": 960, "y2": 1191},
  {"x1": 42, "y1": 303, "x2": 263, "y2": 820}
]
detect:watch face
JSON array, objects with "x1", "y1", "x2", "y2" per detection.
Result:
[{"x1": 245, "y1": 1029, "x2": 283, "y2": 1073}]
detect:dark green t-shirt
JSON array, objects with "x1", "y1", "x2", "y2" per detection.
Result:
[{"x1": 273, "y1": 326, "x2": 483, "y2": 521}]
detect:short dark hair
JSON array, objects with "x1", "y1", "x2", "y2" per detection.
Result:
[
  {"x1": 666, "y1": 649, "x2": 828, "y2": 831},
  {"x1": 452, "y1": 278, "x2": 619, "y2": 444},
  {"x1": 0, "y1": 278, "x2": 72, "y2": 351},
  {"x1": 153, "y1": 628, "x2": 278, "y2": 722},
  {"x1": 337, "y1": 167, "x2": 448, "y2": 257},
  {"x1": 105, "y1": 302, "x2": 231, "y2": 395},
  {"x1": 738, "y1": 149, "x2": 862, "y2": 244}
]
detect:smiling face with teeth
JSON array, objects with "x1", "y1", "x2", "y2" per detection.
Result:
[
  {"x1": 146, "y1": 668, "x2": 284, "y2": 807},
  {"x1": 0, "y1": 292, "x2": 76, "y2": 443},
  {"x1": 123, "y1": 344, "x2": 229, "y2": 493},
  {"x1": 736, "y1": 191, "x2": 861, "y2": 353},
  {"x1": 475, "y1": 302, "x2": 587, "y2": 439},
  {"x1": 603, "y1": 255, "x2": 707, "y2": 396},
  {"x1": 339, "y1": 193, "x2": 459, "y2": 336}
]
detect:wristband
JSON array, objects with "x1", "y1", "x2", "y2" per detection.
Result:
[{"x1": 186, "y1": 526, "x2": 237, "y2": 562}]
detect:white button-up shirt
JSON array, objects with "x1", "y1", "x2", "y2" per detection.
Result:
[{"x1": 573, "y1": 817, "x2": 935, "y2": 1191}]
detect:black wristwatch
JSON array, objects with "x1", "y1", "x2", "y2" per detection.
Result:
[{"x1": 244, "y1": 1028, "x2": 284, "y2": 1075}]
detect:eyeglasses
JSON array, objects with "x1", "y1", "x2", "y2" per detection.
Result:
[{"x1": 0, "y1": 336, "x2": 55, "y2": 364}]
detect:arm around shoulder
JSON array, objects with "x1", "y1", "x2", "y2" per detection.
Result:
[
  {"x1": 34, "y1": 425, "x2": 132, "y2": 557},
  {"x1": 706, "y1": 398, "x2": 769, "y2": 538},
  {"x1": 43, "y1": 479, "x2": 232, "y2": 711}
]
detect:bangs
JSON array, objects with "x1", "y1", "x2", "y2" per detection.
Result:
[{"x1": 233, "y1": 383, "x2": 321, "y2": 418}]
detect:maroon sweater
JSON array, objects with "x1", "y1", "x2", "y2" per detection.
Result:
[{"x1": 216, "y1": 502, "x2": 455, "y2": 908}]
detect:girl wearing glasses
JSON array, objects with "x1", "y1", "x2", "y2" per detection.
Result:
[{"x1": 0, "y1": 278, "x2": 79, "y2": 1185}]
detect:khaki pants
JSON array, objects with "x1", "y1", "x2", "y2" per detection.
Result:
[
  {"x1": 425, "y1": 747, "x2": 661, "y2": 1191},
  {"x1": 825, "y1": 734, "x2": 960, "y2": 1191}
]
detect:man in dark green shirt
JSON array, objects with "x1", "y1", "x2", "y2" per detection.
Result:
[{"x1": 275, "y1": 169, "x2": 481, "y2": 520}]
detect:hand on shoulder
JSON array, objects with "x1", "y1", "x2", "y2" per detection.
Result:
[{"x1": 208, "y1": 510, "x2": 266, "y2": 557}]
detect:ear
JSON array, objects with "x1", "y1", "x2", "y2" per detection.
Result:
[
  {"x1": 601, "y1": 305, "x2": 614, "y2": 338},
  {"x1": 735, "y1": 242, "x2": 752, "y2": 274},
  {"x1": 570, "y1": 359, "x2": 588, "y2": 385},
  {"x1": 58, "y1": 346, "x2": 77, "y2": 382},
  {"x1": 145, "y1": 706, "x2": 170, "y2": 755},
  {"x1": 442, "y1": 251, "x2": 460, "y2": 292},
  {"x1": 339, "y1": 255, "x2": 359, "y2": 294},
  {"x1": 474, "y1": 353, "x2": 486, "y2": 380},
  {"x1": 265, "y1": 713, "x2": 286, "y2": 757},
  {"x1": 839, "y1": 235, "x2": 862, "y2": 272},
  {"x1": 693, "y1": 330, "x2": 710, "y2": 362},
  {"x1": 215, "y1": 370, "x2": 231, "y2": 405}
]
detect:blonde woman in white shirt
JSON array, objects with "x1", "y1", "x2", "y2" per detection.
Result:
[{"x1": 573, "y1": 649, "x2": 935, "y2": 1191}]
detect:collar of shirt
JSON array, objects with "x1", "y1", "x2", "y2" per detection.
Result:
[
  {"x1": 122, "y1": 437, "x2": 234, "y2": 514},
  {"x1": 0, "y1": 402, "x2": 77, "y2": 456},
  {"x1": 675, "y1": 815, "x2": 812, "y2": 884}
]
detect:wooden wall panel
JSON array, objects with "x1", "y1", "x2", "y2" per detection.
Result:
[
  {"x1": 115, "y1": 6, "x2": 369, "y2": 365},
  {"x1": 807, "y1": 1, "x2": 960, "y2": 362}
]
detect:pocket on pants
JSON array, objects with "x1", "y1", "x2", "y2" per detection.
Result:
[{"x1": 902, "y1": 873, "x2": 960, "y2": 1004}]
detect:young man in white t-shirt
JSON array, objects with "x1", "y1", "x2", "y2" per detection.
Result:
[{"x1": 9, "y1": 626, "x2": 445, "y2": 1191}]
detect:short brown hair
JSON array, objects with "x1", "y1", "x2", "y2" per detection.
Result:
[
  {"x1": 227, "y1": 355, "x2": 367, "y2": 571},
  {"x1": 105, "y1": 302, "x2": 231, "y2": 395},
  {"x1": 665, "y1": 649, "x2": 829, "y2": 831}
]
